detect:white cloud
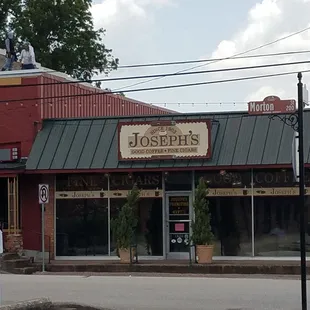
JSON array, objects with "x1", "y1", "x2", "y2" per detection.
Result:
[
  {"x1": 90, "y1": 0, "x2": 177, "y2": 62},
  {"x1": 88, "y1": 0, "x2": 310, "y2": 112},
  {"x1": 91, "y1": 0, "x2": 146, "y2": 28},
  {"x1": 209, "y1": 0, "x2": 310, "y2": 103},
  {"x1": 244, "y1": 85, "x2": 288, "y2": 102},
  {"x1": 90, "y1": 0, "x2": 176, "y2": 28},
  {"x1": 248, "y1": 0, "x2": 281, "y2": 20}
]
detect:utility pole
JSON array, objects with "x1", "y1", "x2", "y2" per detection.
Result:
[
  {"x1": 256, "y1": 73, "x2": 307, "y2": 310},
  {"x1": 297, "y1": 72, "x2": 307, "y2": 310}
]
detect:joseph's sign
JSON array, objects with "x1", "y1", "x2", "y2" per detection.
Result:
[{"x1": 118, "y1": 120, "x2": 211, "y2": 160}]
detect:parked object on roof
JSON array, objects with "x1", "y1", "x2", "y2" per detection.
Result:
[
  {"x1": 1, "y1": 32, "x2": 17, "y2": 71},
  {"x1": 19, "y1": 42, "x2": 36, "y2": 70}
]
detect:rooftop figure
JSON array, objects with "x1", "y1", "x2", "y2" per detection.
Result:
[
  {"x1": 1, "y1": 31, "x2": 17, "y2": 71},
  {"x1": 20, "y1": 42, "x2": 36, "y2": 70}
]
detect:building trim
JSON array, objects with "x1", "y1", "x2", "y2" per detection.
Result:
[
  {"x1": 24, "y1": 164, "x2": 300, "y2": 174},
  {"x1": 0, "y1": 170, "x2": 25, "y2": 176},
  {"x1": 53, "y1": 256, "x2": 310, "y2": 262}
]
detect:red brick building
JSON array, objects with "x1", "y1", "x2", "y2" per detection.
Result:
[
  {"x1": 2, "y1": 62, "x2": 310, "y2": 263},
  {"x1": 0, "y1": 67, "x2": 173, "y2": 259}
]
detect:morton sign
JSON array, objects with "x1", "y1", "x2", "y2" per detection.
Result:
[
  {"x1": 248, "y1": 95, "x2": 296, "y2": 115},
  {"x1": 118, "y1": 120, "x2": 211, "y2": 160}
]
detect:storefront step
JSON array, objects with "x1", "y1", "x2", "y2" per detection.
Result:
[
  {"x1": 10, "y1": 266, "x2": 38, "y2": 274},
  {"x1": 1, "y1": 253, "x2": 20, "y2": 261},
  {"x1": 36, "y1": 262, "x2": 310, "y2": 275},
  {"x1": 0, "y1": 255, "x2": 38, "y2": 274},
  {"x1": 2, "y1": 258, "x2": 32, "y2": 269}
]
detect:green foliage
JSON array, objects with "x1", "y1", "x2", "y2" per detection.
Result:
[
  {"x1": 112, "y1": 184, "x2": 140, "y2": 251},
  {"x1": 3, "y1": 0, "x2": 118, "y2": 79},
  {"x1": 191, "y1": 177, "x2": 214, "y2": 245},
  {"x1": 0, "y1": 0, "x2": 19, "y2": 41}
]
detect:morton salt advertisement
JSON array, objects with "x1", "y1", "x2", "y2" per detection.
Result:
[{"x1": 118, "y1": 120, "x2": 211, "y2": 160}]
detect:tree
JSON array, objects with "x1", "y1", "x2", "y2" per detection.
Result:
[
  {"x1": 9, "y1": 0, "x2": 118, "y2": 80},
  {"x1": 191, "y1": 177, "x2": 214, "y2": 245},
  {"x1": 0, "y1": 0, "x2": 19, "y2": 41},
  {"x1": 112, "y1": 184, "x2": 140, "y2": 251}
]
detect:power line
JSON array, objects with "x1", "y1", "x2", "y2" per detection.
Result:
[
  {"x1": 117, "y1": 50, "x2": 310, "y2": 69},
  {"x1": 33, "y1": 111, "x2": 310, "y2": 127},
  {"x1": 114, "y1": 25, "x2": 310, "y2": 91},
  {"x1": 1, "y1": 68, "x2": 310, "y2": 105},
  {"x1": 111, "y1": 69, "x2": 310, "y2": 94},
  {"x1": 1, "y1": 59, "x2": 310, "y2": 89},
  {"x1": 23, "y1": 49, "x2": 310, "y2": 76},
  {"x1": 18, "y1": 49, "x2": 310, "y2": 85}
]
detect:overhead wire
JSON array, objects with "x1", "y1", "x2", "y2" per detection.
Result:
[
  {"x1": 1, "y1": 59, "x2": 310, "y2": 89},
  {"x1": 117, "y1": 50, "x2": 310, "y2": 69},
  {"x1": 31, "y1": 111, "x2": 310, "y2": 127},
  {"x1": 1, "y1": 68, "x2": 310, "y2": 104},
  {"x1": 19, "y1": 49, "x2": 310, "y2": 76},
  {"x1": 113, "y1": 25, "x2": 310, "y2": 91}
]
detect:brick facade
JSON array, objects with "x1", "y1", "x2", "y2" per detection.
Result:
[
  {"x1": 5, "y1": 234, "x2": 23, "y2": 254},
  {"x1": 41, "y1": 175, "x2": 55, "y2": 259}
]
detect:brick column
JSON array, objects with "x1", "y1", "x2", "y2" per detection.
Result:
[
  {"x1": 42, "y1": 175, "x2": 55, "y2": 260},
  {"x1": 6, "y1": 234, "x2": 23, "y2": 255}
]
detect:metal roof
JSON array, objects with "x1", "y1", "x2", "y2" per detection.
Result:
[
  {"x1": 26, "y1": 111, "x2": 310, "y2": 171},
  {"x1": 0, "y1": 159, "x2": 26, "y2": 171}
]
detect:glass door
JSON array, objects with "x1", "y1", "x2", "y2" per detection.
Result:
[{"x1": 166, "y1": 193, "x2": 192, "y2": 259}]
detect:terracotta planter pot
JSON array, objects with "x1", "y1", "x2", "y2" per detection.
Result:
[
  {"x1": 119, "y1": 248, "x2": 136, "y2": 264},
  {"x1": 196, "y1": 245, "x2": 214, "y2": 264}
]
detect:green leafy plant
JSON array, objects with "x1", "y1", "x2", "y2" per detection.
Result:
[
  {"x1": 191, "y1": 177, "x2": 214, "y2": 245},
  {"x1": 112, "y1": 184, "x2": 140, "y2": 251}
]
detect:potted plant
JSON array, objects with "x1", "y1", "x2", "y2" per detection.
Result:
[
  {"x1": 112, "y1": 184, "x2": 140, "y2": 263},
  {"x1": 191, "y1": 177, "x2": 214, "y2": 264}
]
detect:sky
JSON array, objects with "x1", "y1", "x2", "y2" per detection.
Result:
[{"x1": 90, "y1": 0, "x2": 310, "y2": 113}]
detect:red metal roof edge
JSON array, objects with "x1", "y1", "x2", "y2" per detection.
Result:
[{"x1": 41, "y1": 72, "x2": 177, "y2": 114}]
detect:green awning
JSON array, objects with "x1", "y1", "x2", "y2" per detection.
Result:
[{"x1": 26, "y1": 111, "x2": 305, "y2": 171}]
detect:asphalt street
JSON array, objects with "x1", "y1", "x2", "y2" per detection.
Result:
[{"x1": 0, "y1": 273, "x2": 309, "y2": 310}]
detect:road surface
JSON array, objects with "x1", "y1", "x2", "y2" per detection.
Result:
[{"x1": 0, "y1": 274, "x2": 309, "y2": 310}]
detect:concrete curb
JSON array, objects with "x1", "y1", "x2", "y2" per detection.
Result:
[
  {"x1": 0, "y1": 298, "x2": 52, "y2": 309},
  {"x1": 51, "y1": 302, "x2": 111, "y2": 309},
  {"x1": 0, "y1": 299, "x2": 111, "y2": 310},
  {"x1": 43, "y1": 263, "x2": 310, "y2": 275}
]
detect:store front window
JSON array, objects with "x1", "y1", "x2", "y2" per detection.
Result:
[
  {"x1": 194, "y1": 169, "x2": 310, "y2": 257},
  {"x1": 208, "y1": 197, "x2": 252, "y2": 256},
  {"x1": 0, "y1": 177, "x2": 8, "y2": 229},
  {"x1": 55, "y1": 172, "x2": 163, "y2": 257},
  {"x1": 164, "y1": 171, "x2": 192, "y2": 191},
  {"x1": 195, "y1": 170, "x2": 252, "y2": 256},
  {"x1": 110, "y1": 172, "x2": 163, "y2": 257},
  {"x1": 56, "y1": 199, "x2": 108, "y2": 256},
  {"x1": 254, "y1": 196, "x2": 310, "y2": 257},
  {"x1": 55, "y1": 174, "x2": 109, "y2": 256},
  {"x1": 54, "y1": 169, "x2": 310, "y2": 259},
  {"x1": 110, "y1": 198, "x2": 163, "y2": 256},
  {"x1": 0, "y1": 176, "x2": 19, "y2": 233}
]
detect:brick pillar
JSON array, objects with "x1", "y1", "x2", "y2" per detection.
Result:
[
  {"x1": 6, "y1": 234, "x2": 23, "y2": 255},
  {"x1": 42, "y1": 175, "x2": 55, "y2": 260}
]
